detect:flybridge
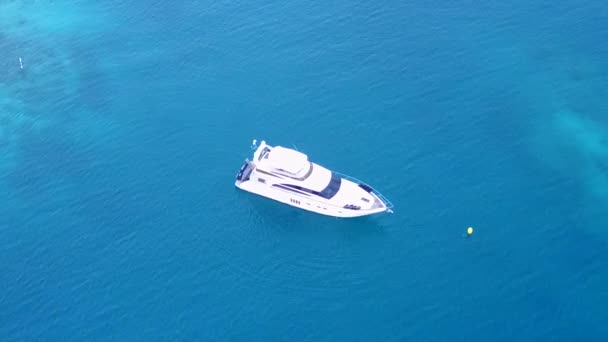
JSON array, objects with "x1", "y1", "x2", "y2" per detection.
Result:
[
  {"x1": 253, "y1": 141, "x2": 311, "y2": 176},
  {"x1": 266, "y1": 146, "x2": 309, "y2": 175}
]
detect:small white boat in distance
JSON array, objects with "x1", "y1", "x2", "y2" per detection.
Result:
[{"x1": 235, "y1": 140, "x2": 394, "y2": 218}]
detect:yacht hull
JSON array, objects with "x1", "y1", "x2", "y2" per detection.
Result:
[{"x1": 235, "y1": 179, "x2": 388, "y2": 218}]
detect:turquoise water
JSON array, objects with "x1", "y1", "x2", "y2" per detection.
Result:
[{"x1": 2, "y1": 1, "x2": 607, "y2": 340}]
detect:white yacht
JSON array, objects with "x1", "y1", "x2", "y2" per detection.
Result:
[{"x1": 235, "y1": 140, "x2": 394, "y2": 218}]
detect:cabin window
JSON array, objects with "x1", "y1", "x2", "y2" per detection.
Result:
[
  {"x1": 343, "y1": 204, "x2": 361, "y2": 210},
  {"x1": 361, "y1": 197, "x2": 370, "y2": 203},
  {"x1": 258, "y1": 178, "x2": 266, "y2": 183},
  {"x1": 318, "y1": 172, "x2": 342, "y2": 199},
  {"x1": 277, "y1": 172, "x2": 341, "y2": 200}
]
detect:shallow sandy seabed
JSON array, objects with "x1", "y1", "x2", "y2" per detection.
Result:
[
  {"x1": 0, "y1": 1, "x2": 113, "y2": 37},
  {"x1": 522, "y1": 48, "x2": 608, "y2": 236},
  {"x1": 1, "y1": 0, "x2": 119, "y2": 185},
  {"x1": 531, "y1": 109, "x2": 608, "y2": 229}
]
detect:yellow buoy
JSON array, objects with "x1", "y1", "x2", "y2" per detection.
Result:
[{"x1": 467, "y1": 227, "x2": 474, "y2": 235}]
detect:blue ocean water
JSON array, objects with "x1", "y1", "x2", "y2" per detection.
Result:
[{"x1": 1, "y1": 0, "x2": 607, "y2": 340}]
